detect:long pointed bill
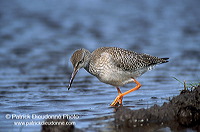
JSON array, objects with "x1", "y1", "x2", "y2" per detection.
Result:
[{"x1": 68, "y1": 68, "x2": 79, "y2": 90}]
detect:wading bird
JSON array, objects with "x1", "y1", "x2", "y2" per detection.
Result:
[{"x1": 68, "y1": 47, "x2": 168, "y2": 106}]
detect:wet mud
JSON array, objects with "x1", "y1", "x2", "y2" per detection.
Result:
[
  {"x1": 115, "y1": 84, "x2": 200, "y2": 132},
  {"x1": 41, "y1": 118, "x2": 75, "y2": 132}
]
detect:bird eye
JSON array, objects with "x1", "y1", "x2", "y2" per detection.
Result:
[{"x1": 79, "y1": 59, "x2": 84, "y2": 64}]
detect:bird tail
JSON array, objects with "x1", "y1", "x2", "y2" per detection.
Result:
[{"x1": 161, "y1": 58, "x2": 169, "y2": 63}]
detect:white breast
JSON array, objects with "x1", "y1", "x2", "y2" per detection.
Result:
[{"x1": 91, "y1": 52, "x2": 133, "y2": 86}]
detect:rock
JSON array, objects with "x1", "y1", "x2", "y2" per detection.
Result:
[
  {"x1": 115, "y1": 85, "x2": 200, "y2": 131},
  {"x1": 41, "y1": 118, "x2": 77, "y2": 132}
]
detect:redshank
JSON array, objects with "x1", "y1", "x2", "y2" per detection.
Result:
[{"x1": 68, "y1": 47, "x2": 168, "y2": 106}]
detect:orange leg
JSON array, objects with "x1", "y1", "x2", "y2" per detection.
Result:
[
  {"x1": 110, "y1": 78, "x2": 142, "y2": 106},
  {"x1": 114, "y1": 87, "x2": 123, "y2": 105},
  {"x1": 116, "y1": 87, "x2": 122, "y2": 94}
]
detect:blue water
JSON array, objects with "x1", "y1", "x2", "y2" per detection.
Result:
[{"x1": 0, "y1": 0, "x2": 200, "y2": 131}]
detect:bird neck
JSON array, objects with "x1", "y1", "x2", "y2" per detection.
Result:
[{"x1": 83, "y1": 49, "x2": 91, "y2": 69}]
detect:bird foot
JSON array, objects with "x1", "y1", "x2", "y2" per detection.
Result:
[{"x1": 110, "y1": 94, "x2": 123, "y2": 107}]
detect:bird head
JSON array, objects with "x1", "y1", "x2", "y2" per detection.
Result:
[{"x1": 68, "y1": 48, "x2": 91, "y2": 90}]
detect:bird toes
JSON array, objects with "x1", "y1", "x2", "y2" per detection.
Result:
[{"x1": 110, "y1": 94, "x2": 123, "y2": 107}]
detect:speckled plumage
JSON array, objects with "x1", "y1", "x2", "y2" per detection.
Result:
[
  {"x1": 68, "y1": 47, "x2": 169, "y2": 106},
  {"x1": 85, "y1": 47, "x2": 167, "y2": 86}
]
